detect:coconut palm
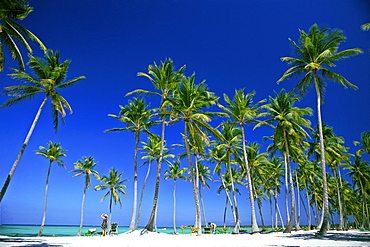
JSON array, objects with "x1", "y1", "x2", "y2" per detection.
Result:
[
  {"x1": 345, "y1": 155, "x2": 370, "y2": 229},
  {"x1": 0, "y1": 50, "x2": 85, "y2": 202},
  {"x1": 136, "y1": 135, "x2": 174, "y2": 228},
  {"x1": 195, "y1": 161, "x2": 213, "y2": 226},
  {"x1": 35, "y1": 141, "x2": 67, "y2": 236},
  {"x1": 218, "y1": 89, "x2": 265, "y2": 233},
  {"x1": 71, "y1": 156, "x2": 100, "y2": 236},
  {"x1": 353, "y1": 131, "x2": 370, "y2": 157},
  {"x1": 361, "y1": 23, "x2": 370, "y2": 31},
  {"x1": 0, "y1": 0, "x2": 46, "y2": 71},
  {"x1": 105, "y1": 97, "x2": 158, "y2": 231},
  {"x1": 277, "y1": 23, "x2": 363, "y2": 235},
  {"x1": 213, "y1": 122, "x2": 244, "y2": 233},
  {"x1": 128, "y1": 58, "x2": 185, "y2": 231},
  {"x1": 257, "y1": 89, "x2": 312, "y2": 232},
  {"x1": 169, "y1": 73, "x2": 225, "y2": 235},
  {"x1": 164, "y1": 161, "x2": 188, "y2": 234},
  {"x1": 94, "y1": 168, "x2": 128, "y2": 230}
]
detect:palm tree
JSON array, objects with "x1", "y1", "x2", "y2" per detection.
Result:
[
  {"x1": 170, "y1": 73, "x2": 225, "y2": 235},
  {"x1": 277, "y1": 23, "x2": 363, "y2": 235},
  {"x1": 195, "y1": 161, "x2": 213, "y2": 226},
  {"x1": 35, "y1": 141, "x2": 67, "y2": 236},
  {"x1": 94, "y1": 168, "x2": 128, "y2": 230},
  {"x1": 0, "y1": 50, "x2": 85, "y2": 202},
  {"x1": 258, "y1": 89, "x2": 312, "y2": 232},
  {"x1": 214, "y1": 122, "x2": 243, "y2": 233},
  {"x1": 105, "y1": 97, "x2": 157, "y2": 231},
  {"x1": 164, "y1": 161, "x2": 188, "y2": 234},
  {"x1": 218, "y1": 89, "x2": 264, "y2": 233},
  {"x1": 71, "y1": 156, "x2": 100, "y2": 236},
  {"x1": 361, "y1": 23, "x2": 370, "y2": 31},
  {"x1": 136, "y1": 135, "x2": 174, "y2": 228},
  {"x1": 0, "y1": 0, "x2": 47, "y2": 71},
  {"x1": 353, "y1": 131, "x2": 370, "y2": 157},
  {"x1": 345, "y1": 155, "x2": 370, "y2": 229},
  {"x1": 128, "y1": 58, "x2": 185, "y2": 232}
]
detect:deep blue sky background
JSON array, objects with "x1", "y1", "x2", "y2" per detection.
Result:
[{"x1": 0, "y1": 0, "x2": 369, "y2": 228}]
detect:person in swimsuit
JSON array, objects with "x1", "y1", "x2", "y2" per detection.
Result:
[
  {"x1": 101, "y1": 214, "x2": 108, "y2": 236},
  {"x1": 208, "y1": 222, "x2": 217, "y2": 234}
]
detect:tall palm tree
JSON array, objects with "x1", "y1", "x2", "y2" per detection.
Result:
[
  {"x1": 128, "y1": 58, "x2": 185, "y2": 231},
  {"x1": 94, "y1": 168, "x2": 128, "y2": 230},
  {"x1": 353, "y1": 131, "x2": 370, "y2": 157},
  {"x1": 136, "y1": 135, "x2": 174, "y2": 228},
  {"x1": 258, "y1": 89, "x2": 312, "y2": 232},
  {"x1": 105, "y1": 97, "x2": 157, "y2": 231},
  {"x1": 35, "y1": 141, "x2": 67, "y2": 236},
  {"x1": 0, "y1": 0, "x2": 46, "y2": 71},
  {"x1": 71, "y1": 156, "x2": 100, "y2": 236},
  {"x1": 214, "y1": 122, "x2": 243, "y2": 233},
  {"x1": 277, "y1": 23, "x2": 363, "y2": 235},
  {"x1": 345, "y1": 155, "x2": 370, "y2": 229},
  {"x1": 218, "y1": 89, "x2": 264, "y2": 233},
  {"x1": 0, "y1": 50, "x2": 85, "y2": 202},
  {"x1": 164, "y1": 161, "x2": 188, "y2": 234},
  {"x1": 170, "y1": 74, "x2": 225, "y2": 235}
]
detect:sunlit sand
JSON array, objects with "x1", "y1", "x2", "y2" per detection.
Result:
[{"x1": 1, "y1": 229, "x2": 369, "y2": 246}]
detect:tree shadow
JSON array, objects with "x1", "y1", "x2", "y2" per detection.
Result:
[
  {"x1": 0, "y1": 237, "x2": 63, "y2": 247},
  {"x1": 282, "y1": 231, "x2": 370, "y2": 244}
]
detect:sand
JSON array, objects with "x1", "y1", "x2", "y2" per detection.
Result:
[{"x1": 0, "y1": 229, "x2": 369, "y2": 247}]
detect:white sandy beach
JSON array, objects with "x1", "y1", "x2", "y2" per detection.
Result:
[{"x1": 0, "y1": 229, "x2": 369, "y2": 247}]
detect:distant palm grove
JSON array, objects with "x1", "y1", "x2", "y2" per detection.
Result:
[{"x1": 0, "y1": 1, "x2": 369, "y2": 237}]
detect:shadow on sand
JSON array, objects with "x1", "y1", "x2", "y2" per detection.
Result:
[
  {"x1": 280, "y1": 230, "x2": 370, "y2": 244},
  {"x1": 0, "y1": 237, "x2": 64, "y2": 247}
]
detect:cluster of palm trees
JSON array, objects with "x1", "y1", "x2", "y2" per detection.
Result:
[{"x1": 0, "y1": 1, "x2": 369, "y2": 237}]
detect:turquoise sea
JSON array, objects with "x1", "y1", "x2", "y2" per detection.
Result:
[{"x1": 0, "y1": 225, "x2": 238, "y2": 237}]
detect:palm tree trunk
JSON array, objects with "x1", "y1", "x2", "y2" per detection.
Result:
[
  {"x1": 0, "y1": 96, "x2": 48, "y2": 202},
  {"x1": 109, "y1": 193, "x2": 113, "y2": 233},
  {"x1": 145, "y1": 121, "x2": 165, "y2": 231},
  {"x1": 77, "y1": 176, "x2": 88, "y2": 236},
  {"x1": 173, "y1": 179, "x2": 178, "y2": 234},
  {"x1": 304, "y1": 181, "x2": 312, "y2": 229},
  {"x1": 184, "y1": 122, "x2": 201, "y2": 235},
  {"x1": 241, "y1": 125, "x2": 259, "y2": 233},
  {"x1": 295, "y1": 172, "x2": 301, "y2": 230},
  {"x1": 38, "y1": 161, "x2": 52, "y2": 237},
  {"x1": 129, "y1": 131, "x2": 140, "y2": 231},
  {"x1": 227, "y1": 154, "x2": 240, "y2": 234},
  {"x1": 135, "y1": 161, "x2": 151, "y2": 229},
  {"x1": 314, "y1": 75, "x2": 329, "y2": 236},
  {"x1": 223, "y1": 196, "x2": 228, "y2": 229},
  {"x1": 219, "y1": 172, "x2": 236, "y2": 224}
]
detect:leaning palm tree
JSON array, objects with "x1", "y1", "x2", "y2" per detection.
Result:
[
  {"x1": 136, "y1": 135, "x2": 174, "y2": 229},
  {"x1": 0, "y1": 50, "x2": 85, "y2": 202},
  {"x1": 277, "y1": 23, "x2": 363, "y2": 235},
  {"x1": 218, "y1": 89, "x2": 265, "y2": 233},
  {"x1": 128, "y1": 58, "x2": 185, "y2": 232},
  {"x1": 105, "y1": 97, "x2": 157, "y2": 231},
  {"x1": 94, "y1": 168, "x2": 128, "y2": 231},
  {"x1": 71, "y1": 156, "x2": 100, "y2": 236},
  {"x1": 36, "y1": 141, "x2": 67, "y2": 236},
  {"x1": 169, "y1": 74, "x2": 225, "y2": 235},
  {"x1": 0, "y1": 0, "x2": 47, "y2": 71},
  {"x1": 164, "y1": 161, "x2": 188, "y2": 234}
]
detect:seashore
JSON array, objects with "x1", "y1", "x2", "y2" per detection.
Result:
[{"x1": 0, "y1": 229, "x2": 369, "y2": 247}]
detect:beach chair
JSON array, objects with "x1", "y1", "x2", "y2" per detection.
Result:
[
  {"x1": 203, "y1": 227, "x2": 211, "y2": 234},
  {"x1": 109, "y1": 223, "x2": 118, "y2": 235}
]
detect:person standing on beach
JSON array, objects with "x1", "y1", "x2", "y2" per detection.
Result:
[
  {"x1": 101, "y1": 214, "x2": 108, "y2": 236},
  {"x1": 208, "y1": 222, "x2": 217, "y2": 234}
]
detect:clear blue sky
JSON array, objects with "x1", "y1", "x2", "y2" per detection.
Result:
[{"x1": 0, "y1": 0, "x2": 369, "y2": 228}]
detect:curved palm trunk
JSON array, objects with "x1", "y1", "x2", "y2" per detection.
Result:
[
  {"x1": 173, "y1": 179, "x2": 178, "y2": 234},
  {"x1": 240, "y1": 125, "x2": 259, "y2": 233},
  {"x1": 38, "y1": 161, "x2": 52, "y2": 237},
  {"x1": 184, "y1": 122, "x2": 201, "y2": 235},
  {"x1": 304, "y1": 181, "x2": 312, "y2": 229},
  {"x1": 129, "y1": 131, "x2": 140, "y2": 231},
  {"x1": 314, "y1": 75, "x2": 329, "y2": 236},
  {"x1": 145, "y1": 121, "x2": 165, "y2": 231},
  {"x1": 135, "y1": 161, "x2": 151, "y2": 229},
  {"x1": 220, "y1": 173, "x2": 235, "y2": 228},
  {"x1": 295, "y1": 173, "x2": 301, "y2": 230},
  {"x1": 227, "y1": 154, "x2": 239, "y2": 234},
  {"x1": 77, "y1": 176, "x2": 88, "y2": 236},
  {"x1": 0, "y1": 96, "x2": 48, "y2": 202},
  {"x1": 223, "y1": 196, "x2": 228, "y2": 229},
  {"x1": 333, "y1": 167, "x2": 344, "y2": 230},
  {"x1": 109, "y1": 192, "x2": 113, "y2": 233}
]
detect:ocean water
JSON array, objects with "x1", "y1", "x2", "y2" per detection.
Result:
[{"x1": 0, "y1": 225, "x2": 222, "y2": 237}]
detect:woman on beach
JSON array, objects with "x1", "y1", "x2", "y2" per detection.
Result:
[{"x1": 101, "y1": 214, "x2": 108, "y2": 236}]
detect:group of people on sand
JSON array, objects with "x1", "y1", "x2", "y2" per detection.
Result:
[{"x1": 100, "y1": 213, "x2": 217, "y2": 236}]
